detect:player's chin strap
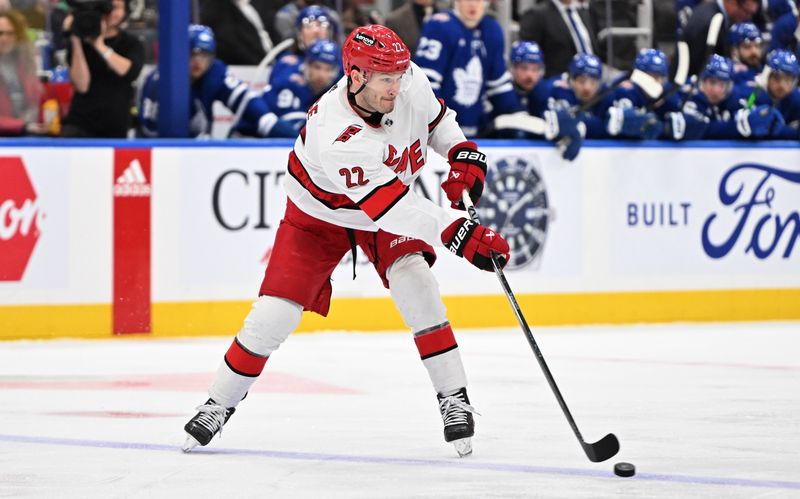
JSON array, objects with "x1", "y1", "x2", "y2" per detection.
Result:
[{"x1": 347, "y1": 72, "x2": 378, "y2": 117}]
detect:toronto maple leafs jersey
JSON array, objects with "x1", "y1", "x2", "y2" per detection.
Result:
[
  {"x1": 744, "y1": 85, "x2": 800, "y2": 139},
  {"x1": 234, "y1": 67, "x2": 314, "y2": 137},
  {"x1": 483, "y1": 78, "x2": 553, "y2": 138},
  {"x1": 414, "y1": 11, "x2": 521, "y2": 137},
  {"x1": 285, "y1": 61, "x2": 466, "y2": 247},
  {"x1": 518, "y1": 77, "x2": 554, "y2": 118},
  {"x1": 138, "y1": 59, "x2": 274, "y2": 138},
  {"x1": 609, "y1": 80, "x2": 684, "y2": 118},
  {"x1": 682, "y1": 90, "x2": 743, "y2": 139},
  {"x1": 269, "y1": 52, "x2": 304, "y2": 87},
  {"x1": 547, "y1": 76, "x2": 612, "y2": 138},
  {"x1": 731, "y1": 61, "x2": 759, "y2": 86}
]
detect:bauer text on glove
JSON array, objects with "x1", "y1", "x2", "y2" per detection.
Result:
[
  {"x1": 441, "y1": 218, "x2": 510, "y2": 271},
  {"x1": 442, "y1": 141, "x2": 487, "y2": 210}
]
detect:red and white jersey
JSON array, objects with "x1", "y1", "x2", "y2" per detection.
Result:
[{"x1": 284, "y1": 61, "x2": 466, "y2": 248}]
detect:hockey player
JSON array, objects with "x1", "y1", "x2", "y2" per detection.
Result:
[
  {"x1": 182, "y1": 25, "x2": 510, "y2": 458},
  {"x1": 680, "y1": 55, "x2": 736, "y2": 139},
  {"x1": 486, "y1": 40, "x2": 584, "y2": 161},
  {"x1": 414, "y1": 0, "x2": 521, "y2": 137},
  {"x1": 728, "y1": 22, "x2": 763, "y2": 86},
  {"x1": 606, "y1": 48, "x2": 680, "y2": 140},
  {"x1": 763, "y1": 0, "x2": 799, "y2": 53},
  {"x1": 269, "y1": 6, "x2": 338, "y2": 87},
  {"x1": 138, "y1": 25, "x2": 277, "y2": 138},
  {"x1": 547, "y1": 53, "x2": 611, "y2": 138},
  {"x1": 509, "y1": 40, "x2": 551, "y2": 118},
  {"x1": 743, "y1": 49, "x2": 800, "y2": 138},
  {"x1": 682, "y1": 54, "x2": 785, "y2": 139},
  {"x1": 233, "y1": 39, "x2": 342, "y2": 138}
]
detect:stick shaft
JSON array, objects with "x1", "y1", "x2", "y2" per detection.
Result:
[{"x1": 461, "y1": 192, "x2": 589, "y2": 443}]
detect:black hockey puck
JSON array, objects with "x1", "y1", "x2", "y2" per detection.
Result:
[{"x1": 614, "y1": 462, "x2": 635, "y2": 477}]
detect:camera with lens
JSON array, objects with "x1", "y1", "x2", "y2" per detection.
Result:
[{"x1": 67, "y1": 0, "x2": 113, "y2": 39}]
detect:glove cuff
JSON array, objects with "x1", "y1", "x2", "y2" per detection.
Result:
[
  {"x1": 735, "y1": 109, "x2": 752, "y2": 137},
  {"x1": 669, "y1": 112, "x2": 686, "y2": 140},
  {"x1": 543, "y1": 110, "x2": 560, "y2": 140},
  {"x1": 448, "y1": 141, "x2": 479, "y2": 162},
  {"x1": 606, "y1": 107, "x2": 623, "y2": 136}
]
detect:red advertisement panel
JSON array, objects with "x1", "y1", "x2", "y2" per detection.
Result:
[
  {"x1": 113, "y1": 149, "x2": 152, "y2": 334},
  {"x1": 0, "y1": 157, "x2": 42, "y2": 281}
]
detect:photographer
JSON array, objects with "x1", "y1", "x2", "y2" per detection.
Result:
[{"x1": 61, "y1": 0, "x2": 144, "y2": 137}]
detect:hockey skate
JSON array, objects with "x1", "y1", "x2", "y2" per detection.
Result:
[
  {"x1": 182, "y1": 399, "x2": 236, "y2": 452},
  {"x1": 437, "y1": 387, "x2": 478, "y2": 457}
]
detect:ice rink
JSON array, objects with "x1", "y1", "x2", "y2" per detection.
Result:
[{"x1": 1, "y1": 321, "x2": 799, "y2": 498}]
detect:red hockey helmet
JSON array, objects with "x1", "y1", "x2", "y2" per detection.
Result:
[{"x1": 342, "y1": 25, "x2": 411, "y2": 75}]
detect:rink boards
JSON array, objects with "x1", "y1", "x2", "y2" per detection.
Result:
[{"x1": 0, "y1": 139, "x2": 798, "y2": 339}]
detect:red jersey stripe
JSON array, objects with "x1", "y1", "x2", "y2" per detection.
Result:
[
  {"x1": 287, "y1": 151, "x2": 359, "y2": 210},
  {"x1": 357, "y1": 177, "x2": 409, "y2": 221},
  {"x1": 428, "y1": 98, "x2": 447, "y2": 132}
]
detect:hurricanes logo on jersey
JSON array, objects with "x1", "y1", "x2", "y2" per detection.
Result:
[
  {"x1": 383, "y1": 139, "x2": 425, "y2": 175},
  {"x1": 335, "y1": 125, "x2": 363, "y2": 143}
]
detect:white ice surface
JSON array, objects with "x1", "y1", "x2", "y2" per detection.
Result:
[{"x1": 1, "y1": 322, "x2": 799, "y2": 498}]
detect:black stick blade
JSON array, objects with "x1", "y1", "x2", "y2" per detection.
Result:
[{"x1": 582, "y1": 433, "x2": 620, "y2": 463}]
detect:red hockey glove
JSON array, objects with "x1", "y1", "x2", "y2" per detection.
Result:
[
  {"x1": 441, "y1": 141, "x2": 487, "y2": 210},
  {"x1": 441, "y1": 218, "x2": 509, "y2": 271}
]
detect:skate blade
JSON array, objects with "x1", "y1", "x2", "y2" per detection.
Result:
[
  {"x1": 452, "y1": 437, "x2": 472, "y2": 458},
  {"x1": 182, "y1": 435, "x2": 201, "y2": 453}
]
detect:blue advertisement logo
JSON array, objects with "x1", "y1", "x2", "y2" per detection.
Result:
[{"x1": 702, "y1": 163, "x2": 800, "y2": 259}]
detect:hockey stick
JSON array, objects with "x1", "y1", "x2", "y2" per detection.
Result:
[
  {"x1": 658, "y1": 40, "x2": 691, "y2": 108},
  {"x1": 674, "y1": 14, "x2": 724, "y2": 110},
  {"x1": 705, "y1": 13, "x2": 725, "y2": 68},
  {"x1": 461, "y1": 191, "x2": 620, "y2": 463},
  {"x1": 745, "y1": 65, "x2": 771, "y2": 109},
  {"x1": 493, "y1": 113, "x2": 546, "y2": 135}
]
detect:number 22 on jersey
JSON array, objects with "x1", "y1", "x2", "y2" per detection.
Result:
[{"x1": 339, "y1": 166, "x2": 369, "y2": 188}]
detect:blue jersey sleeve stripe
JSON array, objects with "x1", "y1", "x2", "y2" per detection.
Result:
[
  {"x1": 486, "y1": 82, "x2": 514, "y2": 97},
  {"x1": 487, "y1": 72, "x2": 511, "y2": 87}
]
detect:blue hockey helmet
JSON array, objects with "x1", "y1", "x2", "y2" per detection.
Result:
[
  {"x1": 728, "y1": 22, "x2": 762, "y2": 46},
  {"x1": 700, "y1": 54, "x2": 733, "y2": 82},
  {"x1": 766, "y1": 49, "x2": 800, "y2": 78},
  {"x1": 296, "y1": 5, "x2": 338, "y2": 37},
  {"x1": 634, "y1": 48, "x2": 668, "y2": 77},
  {"x1": 510, "y1": 41, "x2": 544, "y2": 65},
  {"x1": 306, "y1": 39, "x2": 341, "y2": 67},
  {"x1": 189, "y1": 24, "x2": 215, "y2": 54},
  {"x1": 569, "y1": 53, "x2": 602, "y2": 79}
]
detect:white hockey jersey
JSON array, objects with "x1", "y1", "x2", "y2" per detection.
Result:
[{"x1": 285, "y1": 61, "x2": 467, "y2": 248}]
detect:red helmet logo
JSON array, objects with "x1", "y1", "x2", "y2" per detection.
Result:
[
  {"x1": 0, "y1": 157, "x2": 43, "y2": 281},
  {"x1": 342, "y1": 24, "x2": 410, "y2": 75}
]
